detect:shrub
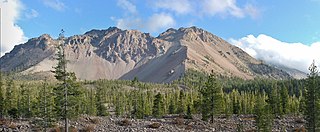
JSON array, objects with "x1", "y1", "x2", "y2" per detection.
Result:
[
  {"x1": 119, "y1": 119, "x2": 132, "y2": 126},
  {"x1": 69, "y1": 126, "x2": 78, "y2": 132},
  {"x1": 8, "y1": 122, "x2": 17, "y2": 129},
  {"x1": 149, "y1": 122, "x2": 161, "y2": 129},
  {"x1": 83, "y1": 124, "x2": 95, "y2": 132},
  {"x1": 90, "y1": 118, "x2": 100, "y2": 124},
  {"x1": 49, "y1": 126, "x2": 61, "y2": 132},
  {"x1": 174, "y1": 117, "x2": 184, "y2": 125},
  {"x1": 185, "y1": 125, "x2": 193, "y2": 130},
  {"x1": 293, "y1": 126, "x2": 306, "y2": 132}
]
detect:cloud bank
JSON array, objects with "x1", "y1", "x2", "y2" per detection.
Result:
[
  {"x1": 229, "y1": 34, "x2": 320, "y2": 73},
  {"x1": 154, "y1": 0, "x2": 193, "y2": 15},
  {"x1": 0, "y1": 0, "x2": 27, "y2": 56},
  {"x1": 113, "y1": 0, "x2": 176, "y2": 33},
  {"x1": 113, "y1": 0, "x2": 260, "y2": 34},
  {"x1": 153, "y1": 0, "x2": 260, "y2": 18}
]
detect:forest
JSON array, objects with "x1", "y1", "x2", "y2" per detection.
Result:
[{"x1": 0, "y1": 64, "x2": 319, "y2": 131}]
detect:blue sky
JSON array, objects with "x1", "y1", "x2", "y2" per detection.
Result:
[{"x1": 1, "y1": 0, "x2": 320, "y2": 72}]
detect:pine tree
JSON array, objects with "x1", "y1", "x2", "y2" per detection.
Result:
[
  {"x1": 255, "y1": 93, "x2": 273, "y2": 132},
  {"x1": 51, "y1": 29, "x2": 84, "y2": 131},
  {"x1": 87, "y1": 86, "x2": 96, "y2": 115},
  {"x1": 19, "y1": 84, "x2": 32, "y2": 118},
  {"x1": 304, "y1": 61, "x2": 320, "y2": 132},
  {"x1": 177, "y1": 90, "x2": 185, "y2": 114},
  {"x1": 96, "y1": 85, "x2": 108, "y2": 116},
  {"x1": 280, "y1": 86, "x2": 289, "y2": 115},
  {"x1": 132, "y1": 91, "x2": 145, "y2": 119},
  {"x1": 152, "y1": 93, "x2": 164, "y2": 118},
  {"x1": 268, "y1": 83, "x2": 280, "y2": 116},
  {"x1": 0, "y1": 73, "x2": 4, "y2": 118},
  {"x1": 5, "y1": 79, "x2": 18, "y2": 118},
  {"x1": 168, "y1": 99, "x2": 176, "y2": 114},
  {"x1": 115, "y1": 93, "x2": 124, "y2": 116},
  {"x1": 186, "y1": 104, "x2": 192, "y2": 119},
  {"x1": 200, "y1": 72, "x2": 224, "y2": 123},
  {"x1": 38, "y1": 81, "x2": 55, "y2": 129}
]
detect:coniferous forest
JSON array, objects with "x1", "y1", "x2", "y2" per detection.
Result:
[
  {"x1": 0, "y1": 33, "x2": 320, "y2": 131},
  {"x1": 0, "y1": 65, "x2": 319, "y2": 131}
]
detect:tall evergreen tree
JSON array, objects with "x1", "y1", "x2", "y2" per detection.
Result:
[
  {"x1": 200, "y1": 72, "x2": 224, "y2": 123},
  {"x1": 304, "y1": 61, "x2": 320, "y2": 132},
  {"x1": 0, "y1": 73, "x2": 4, "y2": 118},
  {"x1": 19, "y1": 84, "x2": 32, "y2": 118},
  {"x1": 255, "y1": 93, "x2": 273, "y2": 132},
  {"x1": 51, "y1": 29, "x2": 84, "y2": 132},
  {"x1": 5, "y1": 79, "x2": 18, "y2": 118},
  {"x1": 96, "y1": 85, "x2": 108, "y2": 116},
  {"x1": 152, "y1": 93, "x2": 164, "y2": 118},
  {"x1": 87, "y1": 86, "x2": 96, "y2": 115},
  {"x1": 168, "y1": 99, "x2": 176, "y2": 114},
  {"x1": 38, "y1": 81, "x2": 55, "y2": 130},
  {"x1": 177, "y1": 90, "x2": 185, "y2": 114},
  {"x1": 280, "y1": 86, "x2": 289, "y2": 115}
]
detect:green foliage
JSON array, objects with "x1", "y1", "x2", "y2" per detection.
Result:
[
  {"x1": 304, "y1": 61, "x2": 320, "y2": 132},
  {"x1": 255, "y1": 93, "x2": 273, "y2": 132},
  {"x1": 0, "y1": 63, "x2": 310, "y2": 129},
  {"x1": 51, "y1": 32, "x2": 85, "y2": 122},
  {"x1": 168, "y1": 99, "x2": 176, "y2": 114},
  {"x1": 280, "y1": 86, "x2": 290, "y2": 115},
  {"x1": 200, "y1": 72, "x2": 224, "y2": 122},
  {"x1": 38, "y1": 81, "x2": 55, "y2": 128},
  {"x1": 186, "y1": 104, "x2": 192, "y2": 119},
  {"x1": 152, "y1": 93, "x2": 164, "y2": 118},
  {"x1": 19, "y1": 84, "x2": 33, "y2": 118},
  {"x1": 96, "y1": 84, "x2": 108, "y2": 116},
  {"x1": 0, "y1": 73, "x2": 5, "y2": 117},
  {"x1": 5, "y1": 79, "x2": 18, "y2": 118},
  {"x1": 176, "y1": 90, "x2": 186, "y2": 114}
]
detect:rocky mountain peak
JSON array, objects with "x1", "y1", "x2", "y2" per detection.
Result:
[
  {"x1": 0, "y1": 26, "x2": 294, "y2": 82},
  {"x1": 23, "y1": 34, "x2": 56, "y2": 50},
  {"x1": 157, "y1": 26, "x2": 221, "y2": 44},
  {"x1": 94, "y1": 28, "x2": 160, "y2": 63},
  {"x1": 178, "y1": 26, "x2": 221, "y2": 43},
  {"x1": 84, "y1": 27, "x2": 122, "y2": 38}
]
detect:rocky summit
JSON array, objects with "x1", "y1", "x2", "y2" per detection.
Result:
[{"x1": 0, "y1": 26, "x2": 292, "y2": 82}]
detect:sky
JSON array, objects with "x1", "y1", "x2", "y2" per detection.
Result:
[{"x1": 1, "y1": 0, "x2": 320, "y2": 73}]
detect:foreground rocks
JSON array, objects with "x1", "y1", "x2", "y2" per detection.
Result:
[{"x1": 0, "y1": 115, "x2": 306, "y2": 132}]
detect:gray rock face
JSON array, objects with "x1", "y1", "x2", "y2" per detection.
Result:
[{"x1": 0, "y1": 27, "x2": 292, "y2": 82}]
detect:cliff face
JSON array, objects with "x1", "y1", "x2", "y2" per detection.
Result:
[{"x1": 0, "y1": 27, "x2": 291, "y2": 82}]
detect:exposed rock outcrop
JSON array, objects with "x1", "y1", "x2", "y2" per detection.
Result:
[{"x1": 0, "y1": 27, "x2": 292, "y2": 82}]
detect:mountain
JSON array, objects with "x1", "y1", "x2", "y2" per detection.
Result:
[
  {"x1": 0, "y1": 27, "x2": 292, "y2": 83},
  {"x1": 271, "y1": 64, "x2": 307, "y2": 79}
]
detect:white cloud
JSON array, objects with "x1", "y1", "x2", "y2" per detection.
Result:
[
  {"x1": 146, "y1": 13, "x2": 175, "y2": 32},
  {"x1": 25, "y1": 9, "x2": 39, "y2": 19},
  {"x1": 153, "y1": 0, "x2": 193, "y2": 15},
  {"x1": 202, "y1": 0, "x2": 244, "y2": 18},
  {"x1": 152, "y1": 0, "x2": 259, "y2": 19},
  {"x1": 117, "y1": 0, "x2": 137, "y2": 14},
  {"x1": 113, "y1": 13, "x2": 175, "y2": 33},
  {"x1": 244, "y1": 4, "x2": 260, "y2": 19},
  {"x1": 42, "y1": 0, "x2": 66, "y2": 11},
  {"x1": 229, "y1": 34, "x2": 320, "y2": 73},
  {"x1": 114, "y1": 0, "x2": 175, "y2": 33},
  {"x1": 115, "y1": 17, "x2": 143, "y2": 30},
  {"x1": 0, "y1": 0, "x2": 27, "y2": 56}
]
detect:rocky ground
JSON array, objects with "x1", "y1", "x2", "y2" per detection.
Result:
[{"x1": 0, "y1": 115, "x2": 306, "y2": 132}]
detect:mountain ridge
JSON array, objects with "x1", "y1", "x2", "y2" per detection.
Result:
[{"x1": 0, "y1": 26, "x2": 294, "y2": 82}]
